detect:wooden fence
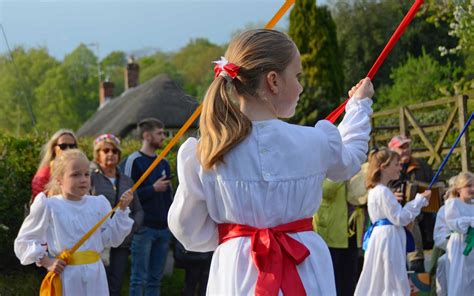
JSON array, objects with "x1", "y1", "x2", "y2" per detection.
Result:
[{"x1": 370, "y1": 93, "x2": 473, "y2": 175}]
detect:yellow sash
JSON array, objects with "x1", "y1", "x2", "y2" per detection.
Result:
[
  {"x1": 39, "y1": 250, "x2": 100, "y2": 296},
  {"x1": 347, "y1": 207, "x2": 366, "y2": 248}
]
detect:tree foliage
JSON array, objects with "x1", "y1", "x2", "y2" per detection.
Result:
[
  {"x1": 34, "y1": 44, "x2": 99, "y2": 132},
  {"x1": 376, "y1": 50, "x2": 462, "y2": 110},
  {"x1": 289, "y1": 1, "x2": 344, "y2": 124},
  {"x1": 0, "y1": 47, "x2": 59, "y2": 135}
]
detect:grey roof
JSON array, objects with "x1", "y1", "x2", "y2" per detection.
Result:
[{"x1": 77, "y1": 74, "x2": 200, "y2": 138}]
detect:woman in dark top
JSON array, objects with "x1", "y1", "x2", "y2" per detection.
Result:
[{"x1": 90, "y1": 133, "x2": 144, "y2": 296}]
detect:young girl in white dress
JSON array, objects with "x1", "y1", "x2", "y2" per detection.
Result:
[
  {"x1": 168, "y1": 29, "x2": 374, "y2": 295},
  {"x1": 15, "y1": 149, "x2": 134, "y2": 295},
  {"x1": 444, "y1": 171, "x2": 474, "y2": 295},
  {"x1": 354, "y1": 148, "x2": 431, "y2": 296}
]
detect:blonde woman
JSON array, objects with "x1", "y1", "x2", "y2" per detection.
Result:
[{"x1": 32, "y1": 129, "x2": 78, "y2": 199}]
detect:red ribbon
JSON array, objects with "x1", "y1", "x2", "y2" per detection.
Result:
[
  {"x1": 213, "y1": 63, "x2": 240, "y2": 79},
  {"x1": 218, "y1": 218, "x2": 313, "y2": 296},
  {"x1": 325, "y1": 0, "x2": 424, "y2": 123}
]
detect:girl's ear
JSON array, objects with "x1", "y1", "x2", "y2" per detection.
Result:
[{"x1": 265, "y1": 71, "x2": 279, "y2": 94}]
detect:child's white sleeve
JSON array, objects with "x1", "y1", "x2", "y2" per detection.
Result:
[
  {"x1": 433, "y1": 206, "x2": 449, "y2": 250},
  {"x1": 445, "y1": 198, "x2": 474, "y2": 234},
  {"x1": 14, "y1": 192, "x2": 49, "y2": 265},
  {"x1": 99, "y1": 196, "x2": 134, "y2": 248},
  {"x1": 168, "y1": 138, "x2": 218, "y2": 252},
  {"x1": 321, "y1": 96, "x2": 373, "y2": 181},
  {"x1": 381, "y1": 187, "x2": 427, "y2": 226}
]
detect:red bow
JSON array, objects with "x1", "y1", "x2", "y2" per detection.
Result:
[
  {"x1": 218, "y1": 218, "x2": 313, "y2": 296},
  {"x1": 213, "y1": 57, "x2": 240, "y2": 79}
]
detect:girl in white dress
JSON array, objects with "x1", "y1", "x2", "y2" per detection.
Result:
[
  {"x1": 168, "y1": 29, "x2": 374, "y2": 295},
  {"x1": 15, "y1": 149, "x2": 134, "y2": 295},
  {"x1": 433, "y1": 202, "x2": 449, "y2": 296},
  {"x1": 354, "y1": 148, "x2": 431, "y2": 296},
  {"x1": 444, "y1": 171, "x2": 474, "y2": 296}
]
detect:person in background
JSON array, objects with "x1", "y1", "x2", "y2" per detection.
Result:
[
  {"x1": 32, "y1": 129, "x2": 78, "y2": 199},
  {"x1": 90, "y1": 133, "x2": 144, "y2": 296},
  {"x1": 121, "y1": 118, "x2": 172, "y2": 296},
  {"x1": 388, "y1": 135, "x2": 434, "y2": 272}
]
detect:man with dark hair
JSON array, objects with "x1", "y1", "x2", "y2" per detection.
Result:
[
  {"x1": 388, "y1": 135, "x2": 434, "y2": 273},
  {"x1": 121, "y1": 118, "x2": 172, "y2": 296}
]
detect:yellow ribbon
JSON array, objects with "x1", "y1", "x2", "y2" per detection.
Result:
[
  {"x1": 347, "y1": 207, "x2": 365, "y2": 248},
  {"x1": 40, "y1": 250, "x2": 100, "y2": 296}
]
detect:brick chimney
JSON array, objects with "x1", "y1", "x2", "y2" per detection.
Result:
[
  {"x1": 125, "y1": 56, "x2": 139, "y2": 90},
  {"x1": 99, "y1": 80, "x2": 115, "y2": 108}
]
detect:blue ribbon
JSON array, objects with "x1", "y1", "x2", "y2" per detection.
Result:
[
  {"x1": 362, "y1": 218, "x2": 415, "y2": 253},
  {"x1": 429, "y1": 112, "x2": 474, "y2": 189}
]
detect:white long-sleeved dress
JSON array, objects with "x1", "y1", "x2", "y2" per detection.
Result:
[
  {"x1": 444, "y1": 198, "x2": 474, "y2": 296},
  {"x1": 354, "y1": 184, "x2": 428, "y2": 296},
  {"x1": 433, "y1": 205, "x2": 449, "y2": 296},
  {"x1": 168, "y1": 97, "x2": 372, "y2": 295},
  {"x1": 14, "y1": 193, "x2": 134, "y2": 295}
]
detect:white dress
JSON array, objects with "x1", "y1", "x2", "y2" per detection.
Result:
[
  {"x1": 14, "y1": 193, "x2": 134, "y2": 296},
  {"x1": 168, "y1": 97, "x2": 372, "y2": 295},
  {"x1": 433, "y1": 205, "x2": 448, "y2": 296},
  {"x1": 354, "y1": 184, "x2": 427, "y2": 296},
  {"x1": 444, "y1": 198, "x2": 474, "y2": 296}
]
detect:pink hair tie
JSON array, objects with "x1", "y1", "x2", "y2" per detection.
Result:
[{"x1": 213, "y1": 56, "x2": 240, "y2": 81}]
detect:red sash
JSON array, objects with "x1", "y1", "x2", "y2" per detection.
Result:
[{"x1": 218, "y1": 218, "x2": 313, "y2": 296}]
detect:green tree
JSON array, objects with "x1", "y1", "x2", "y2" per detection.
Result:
[
  {"x1": 139, "y1": 51, "x2": 182, "y2": 87},
  {"x1": 0, "y1": 47, "x2": 59, "y2": 135},
  {"x1": 101, "y1": 51, "x2": 127, "y2": 97},
  {"x1": 171, "y1": 38, "x2": 225, "y2": 100},
  {"x1": 425, "y1": 0, "x2": 473, "y2": 91},
  {"x1": 289, "y1": 2, "x2": 344, "y2": 124},
  {"x1": 332, "y1": 0, "x2": 460, "y2": 92},
  {"x1": 34, "y1": 44, "x2": 99, "y2": 132},
  {"x1": 377, "y1": 50, "x2": 461, "y2": 109}
]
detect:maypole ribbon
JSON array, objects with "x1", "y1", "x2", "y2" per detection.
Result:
[
  {"x1": 325, "y1": 0, "x2": 424, "y2": 123},
  {"x1": 39, "y1": 1, "x2": 295, "y2": 295},
  {"x1": 428, "y1": 112, "x2": 474, "y2": 189}
]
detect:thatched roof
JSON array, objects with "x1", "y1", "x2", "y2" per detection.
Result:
[{"x1": 77, "y1": 74, "x2": 200, "y2": 138}]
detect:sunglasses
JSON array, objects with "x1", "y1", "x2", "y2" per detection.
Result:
[
  {"x1": 101, "y1": 148, "x2": 119, "y2": 154},
  {"x1": 56, "y1": 143, "x2": 78, "y2": 150}
]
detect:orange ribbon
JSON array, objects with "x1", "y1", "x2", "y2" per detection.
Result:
[{"x1": 218, "y1": 218, "x2": 313, "y2": 296}]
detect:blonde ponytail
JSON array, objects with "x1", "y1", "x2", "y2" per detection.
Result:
[{"x1": 198, "y1": 29, "x2": 297, "y2": 169}]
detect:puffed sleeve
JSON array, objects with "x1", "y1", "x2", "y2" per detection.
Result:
[
  {"x1": 445, "y1": 198, "x2": 474, "y2": 234},
  {"x1": 14, "y1": 192, "x2": 49, "y2": 265},
  {"x1": 380, "y1": 186, "x2": 428, "y2": 226},
  {"x1": 433, "y1": 206, "x2": 449, "y2": 250},
  {"x1": 320, "y1": 97, "x2": 373, "y2": 181},
  {"x1": 98, "y1": 195, "x2": 134, "y2": 248},
  {"x1": 168, "y1": 138, "x2": 218, "y2": 252}
]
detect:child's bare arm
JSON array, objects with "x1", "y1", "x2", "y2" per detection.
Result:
[{"x1": 38, "y1": 256, "x2": 67, "y2": 274}]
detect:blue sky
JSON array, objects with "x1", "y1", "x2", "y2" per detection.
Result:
[{"x1": 0, "y1": 0, "x2": 326, "y2": 60}]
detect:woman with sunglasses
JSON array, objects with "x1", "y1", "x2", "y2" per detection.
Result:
[
  {"x1": 90, "y1": 133, "x2": 144, "y2": 296},
  {"x1": 31, "y1": 129, "x2": 78, "y2": 199}
]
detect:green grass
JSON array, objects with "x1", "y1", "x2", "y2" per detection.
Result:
[{"x1": 0, "y1": 264, "x2": 185, "y2": 296}]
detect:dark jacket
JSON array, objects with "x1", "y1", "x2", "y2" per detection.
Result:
[
  {"x1": 389, "y1": 156, "x2": 434, "y2": 196},
  {"x1": 120, "y1": 151, "x2": 172, "y2": 229},
  {"x1": 90, "y1": 162, "x2": 144, "y2": 248}
]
